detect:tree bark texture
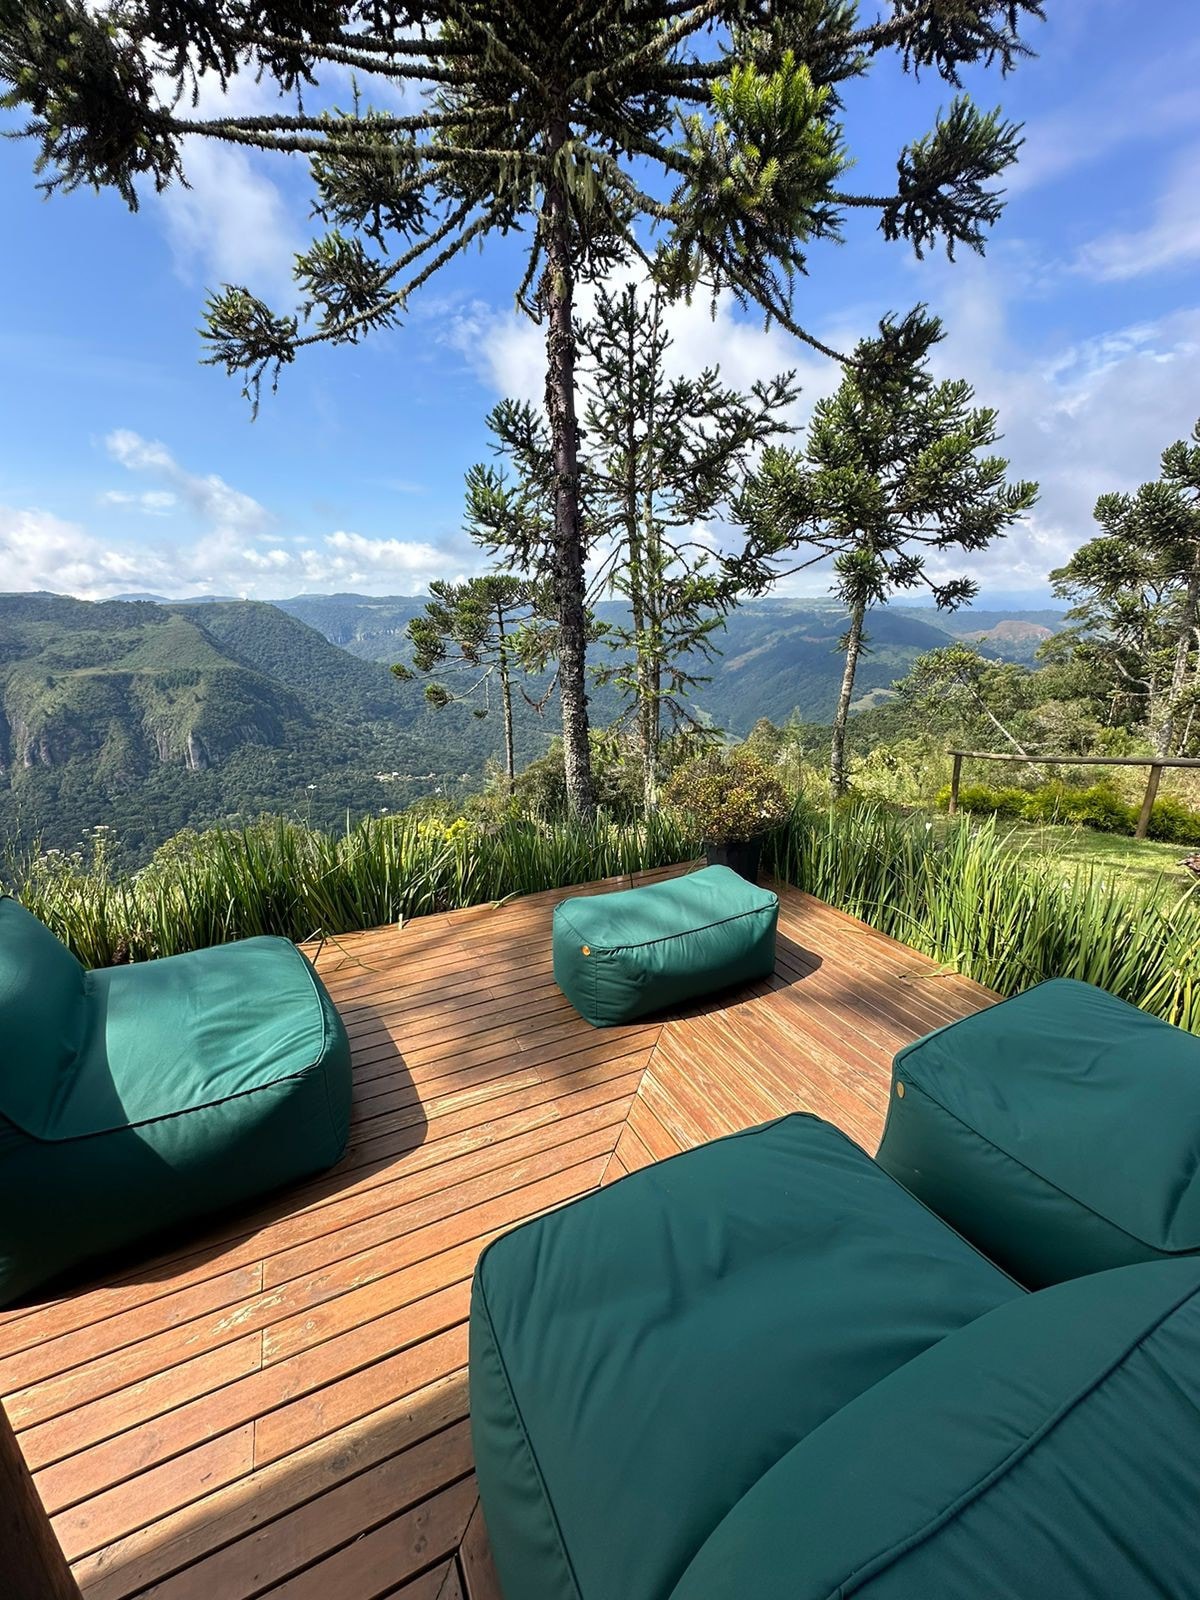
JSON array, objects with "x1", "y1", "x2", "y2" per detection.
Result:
[
  {"x1": 831, "y1": 602, "x2": 866, "y2": 798},
  {"x1": 541, "y1": 150, "x2": 597, "y2": 817}
]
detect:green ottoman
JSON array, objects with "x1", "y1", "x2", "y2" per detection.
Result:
[
  {"x1": 0, "y1": 897, "x2": 352, "y2": 1307},
  {"x1": 470, "y1": 1115, "x2": 1020, "y2": 1600},
  {"x1": 877, "y1": 977, "x2": 1200, "y2": 1288},
  {"x1": 552, "y1": 865, "x2": 778, "y2": 1027}
]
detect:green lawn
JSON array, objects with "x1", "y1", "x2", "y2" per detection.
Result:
[{"x1": 999, "y1": 820, "x2": 1198, "y2": 897}]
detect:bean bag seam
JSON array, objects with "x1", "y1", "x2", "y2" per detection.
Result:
[
  {"x1": 896, "y1": 1077, "x2": 1190, "y2": 1254},
  {"x1": 554, "y1": 896, "x2": 777, "y2": 956},
  {"x1": 6, "y1": 1071, "x2": 322, "y2": 1146},
  {"x1": 830, "y1": 1275, "x2": 1200, "y2": 1598},
  {"x1": 474, "y1": 1266, "x2": 585, "y2": 1600}
]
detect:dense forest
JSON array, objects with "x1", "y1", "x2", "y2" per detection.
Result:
[{"x1": 0, "y1": 590, "x2": 1057, "y2": 858}]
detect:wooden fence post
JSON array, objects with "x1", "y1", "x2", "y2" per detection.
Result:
[
  {"x1": 1135, "y1": 764, "x2": 1164, "y2": 841},
  {"x1": 948, "y1": 752, "x2": 963, "y2": 816},
  {"x1": 0, "y1": 1400, "x2": 81, "y2": 1600}
]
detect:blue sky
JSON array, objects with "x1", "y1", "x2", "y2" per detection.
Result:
[{"x1": 1, "y1": 1, "x2": 1198, "y2": 606}]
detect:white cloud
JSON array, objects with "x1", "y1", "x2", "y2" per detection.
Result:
[
  {"x1": 105, "y1": 430, "x2": 271, "y2": 535},
  {"x1": 0, "y1": 507, "x2": 174, "y2": 596},
  {"x1": 0, "y1": 504, "x2": 459, "y2": 601},
  {"x1": 159, "y1": 142, "x2": 302, "y2": 302},
  {"x1": 100, "y1": 489, "x2": 178, "y2": 515},
  {"x1": 4, "y1": 427, "x2": 462, "y2": 600},
  {"x1": 1007, "y1": 41, "x2": 1200, "y2": 195},
  {"x1": 1072, "y1": 145, "x2": 1200, "y2": 283},
  {"x1": 149, "y1": 71, "x2": 304, "y2": 301},
  {"x1": 920, "y1": 267, "x2": 1200, "y2": 594}
]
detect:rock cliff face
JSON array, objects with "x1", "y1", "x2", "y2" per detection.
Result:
[{"x1": 0, "y1": 599, "x2": 317, "y2": 780}]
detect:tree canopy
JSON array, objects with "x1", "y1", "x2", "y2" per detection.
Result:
[
  {"x1": 1051, "y1": 419, "x2": 1200, "y2": 759},
  {"x1": 735, "y1": 336, "x2": 1037, "y2": 791},
  {"x1": 2, "y1": 0, "x2": 1046, "y2": 813},
  {"x1": 396, "y1": 574, "x2": 541, "y2": 781}
]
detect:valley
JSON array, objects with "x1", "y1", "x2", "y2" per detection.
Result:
[{"x1": 0, "y1": 591, "x2": 1064, "y2": 856}]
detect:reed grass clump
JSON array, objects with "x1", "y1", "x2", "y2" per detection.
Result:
[
  {"x1": 767, "y1": 802, "x2": 1200, "y2": 1033},
  {"x1": 4, "y1": 810, "x2": 698, "y2": 968},
  {"x1": 6, "y1": 801, "x2": 1199, "y2": 1035}
]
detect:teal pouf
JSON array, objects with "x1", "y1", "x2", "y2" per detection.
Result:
[
  {"x1": 552, "y1": 865, "x2": 778, "y2": 1027},
  {"x1": 672, "y1": 1256, "x2": 1200, "y2": 1600},
  {"x1": 0, "y1": 897, "x2": 352, "y2": 1307},
  {"x1": 876, "y1": 977, "x2": 1200, "y2": 1288},
  {"x1": 470, "y1": 1115, "x2": 1019, "y2": 1600}
]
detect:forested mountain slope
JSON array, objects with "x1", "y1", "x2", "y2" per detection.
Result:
[{"x1": 0, "y1": 592, "x2": 1064, "y2": 856}]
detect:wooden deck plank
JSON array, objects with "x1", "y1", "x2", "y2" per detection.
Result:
[{"x1": 0, "y1": 869, "x2": 999, "y2": 1598}]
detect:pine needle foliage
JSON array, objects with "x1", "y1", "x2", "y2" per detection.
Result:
[{"x1": 2, "y1": 0, "x2": 1044, "y2": 813}]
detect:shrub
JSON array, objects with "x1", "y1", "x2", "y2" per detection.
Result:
[
  {"x1": 1057, "y1": 783, "x2": 1135, "y2": 834},
  {"x1": 939, "y1": 777, "x2": 1200, "y2": 841},
  {"x1": 936, "y1": 782, "x2": 1027, "y2": 819},
  {"x1": 1147, "y1": 794, "x2": 1200, "y2": 845},
  {"x1": 662, "y1": 748, "x2": 791, "y2": 844}
]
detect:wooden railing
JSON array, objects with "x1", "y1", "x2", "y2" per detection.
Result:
[{"x1": 947, "y1": 750, "x2": 1200, "y2": 841}]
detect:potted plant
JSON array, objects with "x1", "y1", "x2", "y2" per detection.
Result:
[{"x1": 663, "y1": 747, "x2": 791, "y2": 882}]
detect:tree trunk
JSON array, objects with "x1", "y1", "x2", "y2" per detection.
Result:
[
  {"x1": 830, "y1": 603, "x2": 866, "y2": 799},
  {"x1": 639, "y1": 288, "x2": 663, "y2": 812},
  {"x1": 498, "y1": 645, "x2": 515, "y2": 784},
  {"x1": 619, "y1": 302, "x2": 654, "y2": 813},
  {"x1": 541, "y1": 144, "x2": 596, "y2": 817}
]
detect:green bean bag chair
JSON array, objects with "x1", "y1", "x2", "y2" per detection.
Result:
[
  {"x1": 672, "y1": 1255, "x2": 1200, "y2": 1600},
  {"x1": 0, "y1": 897, "x2": 352, "y2": 1307},
  {"x1": 470, "y1": 1115, "x2": 1020, "y2": 1600},
  {"x1": 472, "y1": 1113, "x2": 1200, "y2": 1600}
]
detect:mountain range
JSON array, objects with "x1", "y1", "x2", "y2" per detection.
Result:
[{"x1": 0, "y1": 591, "x2": 1064, "y2": 857}]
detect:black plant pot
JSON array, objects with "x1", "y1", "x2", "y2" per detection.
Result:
[{"x1": 704, "y1": 836, "x2": 763, "y2": 883}]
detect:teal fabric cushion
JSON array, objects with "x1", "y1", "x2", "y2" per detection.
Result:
[
  {"x1": 672, "y1": 1256, "x2": 1200, "y2": 1600},
  {"x1": 470, "y1": 1114, "x2": 1020, "y2": 1600},
  {"x1": 877, "y1": 978, "x2": 1200, "y2": 1287},
  {"x1": 552, "y1": 865, "x2": 778, "y2": 1027},
  {"x1": 0, "y1": 899, "x2": 89, "y2": 1131},
  {"x1": 0, "y1": 899, "x2": 352, "y2": 1306}
]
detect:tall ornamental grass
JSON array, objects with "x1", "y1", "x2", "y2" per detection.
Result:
[
  {"x1": 6, "y1": 802, "x2": 1200, "y2": 1035},
  {"x1": 768, "y1": 803, "x2": 1200, "y2": 1033},
  {"x1": 5, "y1": 811, "x2": 697, "y2": 968}
]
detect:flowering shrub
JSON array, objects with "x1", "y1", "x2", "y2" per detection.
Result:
[{"x1": 663, "y1": 748, "x2": 791, "y2": 844}]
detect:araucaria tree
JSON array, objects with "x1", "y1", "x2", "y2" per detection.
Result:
[
  {"x1": 738, "y1": 341, "x2": 1037, "y2": 795},
  {"x1": 2, "y1": 1, "x2": 1044, "y2": 813},
  {"x1": 396, "y1": 575, "x2": 539, "y2": 782},
  {"x1": 452, "y1": 285, "x2": 798, "y2": 809},
  {"x1": 581, "y1": 283, "x2": 798, "y2": 809},
  {"x1": 1051, "y1": 419, "x2": 1200, "y2": 758}
]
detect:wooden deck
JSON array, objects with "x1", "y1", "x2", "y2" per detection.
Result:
[{"x1": 0, "y1": 866, "x2": 998, "y2": 1599}]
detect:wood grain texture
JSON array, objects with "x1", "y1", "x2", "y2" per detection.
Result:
[{"x1": 0, "y1": 869, "x2": 996, "y2": 1598}]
